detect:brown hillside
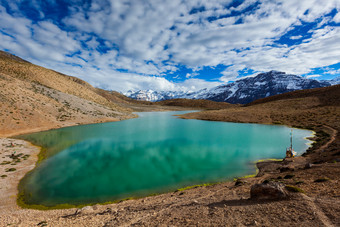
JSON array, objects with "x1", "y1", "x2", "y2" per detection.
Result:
[
  {"x1": 157, "y1": 98, "x2": 234, "y2": 110},
  {"x1": 248, "y1": 84, "x2": 340, "y2": 107},
  {"x1": 95, "y1": 89, "x2": 154, "y2": 106},
  {"x1": 0, "y1": 51, "x2": 135, "y2": 137},
  {"x1": 0, "y1": 51, "x2": 128, "y2": 110}
]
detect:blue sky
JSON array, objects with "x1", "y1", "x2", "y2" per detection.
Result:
[{"x1": 1, "y1": 0, "x2": 340, "y2": 92}]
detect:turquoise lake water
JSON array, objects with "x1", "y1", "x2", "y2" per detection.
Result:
[{"x1": 17, "y1": 111, "x2": 313, "y2": 207}]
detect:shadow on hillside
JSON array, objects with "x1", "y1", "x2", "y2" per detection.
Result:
[{"x1": 208, "y1": 198, "x2": 284, "y2": 208}]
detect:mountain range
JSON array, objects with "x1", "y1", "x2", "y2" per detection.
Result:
[{"x1": 125, "y1": 71, "x2": 339, "y2": 104}]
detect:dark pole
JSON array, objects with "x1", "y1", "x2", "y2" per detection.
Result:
[{"x1": 290, "y1": 129, "x2": 293, "y2": 150}]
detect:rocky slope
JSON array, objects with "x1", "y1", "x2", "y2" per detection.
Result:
[
  {"x1": 156, "y1": 98, "x2": 234, "y2": 110},
  {"x1": 0, "y1": 51, "x2": 135, "y2": 137},
  {"x1": 125, "y1": 71, "x2": 337, "y2": 104},
  {"x1": 124, "y1": 89, "x2": 188, "y2": 102},
  {"x1": 202, "y1": 71, "x2": 332, "y2": 104}
]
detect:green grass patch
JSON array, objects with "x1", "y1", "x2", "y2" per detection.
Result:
[
  {"x1": 17, "y1": 190, "x2": 91, "y2": 210},
  {"x1": 5, "y1": 168, "x2": 16, "y2": 172},
  {"x1": 237, "y1": 173, "x2": 257, "y2": 180},
  {"x1": 37, "y1": 147, "x2": 47, "y2": 163},
  {"x1": 314, "y1": 178, "x2": 330, "y2": 183},
  {"x1": 176, "y1": 183, "x2": 216, "y2": 192},
  {"x1": 256, "y1": 158, "x2": 283, "y2": 162},
  {"x1": 0, "y1": 161, "x2": 11, "y2": 165},
  {"x1": 285, "y1": 185, "x2": 304, "y2": 193},
  {"x1": 23, "y1": 154, "x2": 30, "y2": 159},
  {"x1": 1, "y1": 175, "x2": 7, "y2": 178}
]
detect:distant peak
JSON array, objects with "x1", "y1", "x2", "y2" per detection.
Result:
[
  {"x1": 268, "y1": 70, "x2": 285, "y2": 74},
  {"x1": 254, "y1": 70, "x2": 287, "y2": 77},
  {"x1": 258, "y1": 70, "x2": 287, "y2": 76}
]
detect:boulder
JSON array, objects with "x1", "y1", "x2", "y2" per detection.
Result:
[
  {"x1": 304, "y1": 163, "x2": 313, "y2": 169},
  {"x1": 76, "y1": 206, "x2": 94, "y2": 215},
  {"x1": 235, "y1": 178, "x2": 247, "y2": 186},
  {"x1": 279, "y1": 167, "x2": 294, "y2": 173},
  {"x1": 250, "y1": 181, "x2": 288, "y2": 200}
]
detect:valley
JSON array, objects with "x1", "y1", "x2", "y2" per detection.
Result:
[{"x1": 0, "y1": 51, "x2": 339, "y2": 226}]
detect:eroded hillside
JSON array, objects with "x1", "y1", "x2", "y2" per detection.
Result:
[{"x1": 0, "y1": 51, "x2": 135, "y2": 137}]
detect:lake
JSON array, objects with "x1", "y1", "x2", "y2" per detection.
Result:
[{"x1": 17, "y1": 111, "x2": 313, "y2": 207}]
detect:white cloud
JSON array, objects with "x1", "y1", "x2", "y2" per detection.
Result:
[
  {"x1": 1, "y1": 0, "x2": 340, "y2": 92},
  {"x1": 44, "y1": 61, "x2": 220, "y2": 93},
  {"x1": 323, "y1": 68, "x2": 340, "y2": 75},
  {"x1": 290, "y1": 35, "x2": 302, "y2": 40},
  {"x1": 176, "y1": 78, "x2": 221, "y2": 91},
  {"x1": 220, "y1": 65, "x2": 247, "y2": 82},
  {"x1": 0, "y1": 6, "x2": 80, "y2": 63},
  {"x1": 334, "y1": 12, "x2": 340, "y2": 23},
  {"x1": 306, "y1": 74, "x2": 321, "y2": 79},
  {"x1": 185, "y1": 72, "x2": 199, "y2": 78}
]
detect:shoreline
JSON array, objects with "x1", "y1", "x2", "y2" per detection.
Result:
[
  {"x1": 0, "y1": 138, "x2": 40, "y2": 212},
  {"x1": 0, "y1": 115, "x2": 338, "y2": 226},
  {"x1": 1, "y1": 116, "x2": 136, "y2": 138},
  {"x1": 6, "y1": 115, "x2": 319, "y2": 209}
]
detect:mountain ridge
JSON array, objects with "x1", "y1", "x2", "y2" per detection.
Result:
[{"x1": 125, "y1": 71, "x2": 338, "y2": 104}]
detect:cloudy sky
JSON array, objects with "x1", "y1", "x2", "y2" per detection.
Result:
[{"x1": 1, "y1": 0, "x2": 340, "y2": 92}]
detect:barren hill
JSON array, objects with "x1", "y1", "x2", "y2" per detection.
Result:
[
  {"x1": 0, "y1": 51, "x2": 135, "y2": 137},
  {"x1": 247, "y1": 85, "x2": 340, "y2": 107},
  {"x1": 156, "y1": 98, "x2": 234, "y2": 110}
]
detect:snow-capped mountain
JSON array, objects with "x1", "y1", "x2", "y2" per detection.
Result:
[
  {"x1": 124, "y1": 90, "x2": 187, "y2": 102},
  {"x1": 200, "y1": 71, "x2": 331, "y2": 104},
  {"x1": 125, "y1": 71, "x2": 334, "y2": 104},
  {"x1": 323, "y1": 76, "x2": 340, "y2": 86}
]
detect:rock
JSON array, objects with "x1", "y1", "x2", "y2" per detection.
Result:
[
  {"x1": 262, "y1": 179, "x2": 270, "y2": 184},
  {"x1": 250, "y1": 181, "x2": 288, "y2": 200},
  {"x1": 235, "y1": 178, "x2": 247, "y2": 186},
  {"x1": 304, "y1": 163, "x2": 313, "y2": 169},
  {"x1": 284, "y1": 174, "x2": 295, "y2": 179},
  {"x1": 78, "y1": 206, "x2": 94, "y2": 214},
  {"x1": 279, "y1": 167, "x2": 294, "y2": 172}
]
